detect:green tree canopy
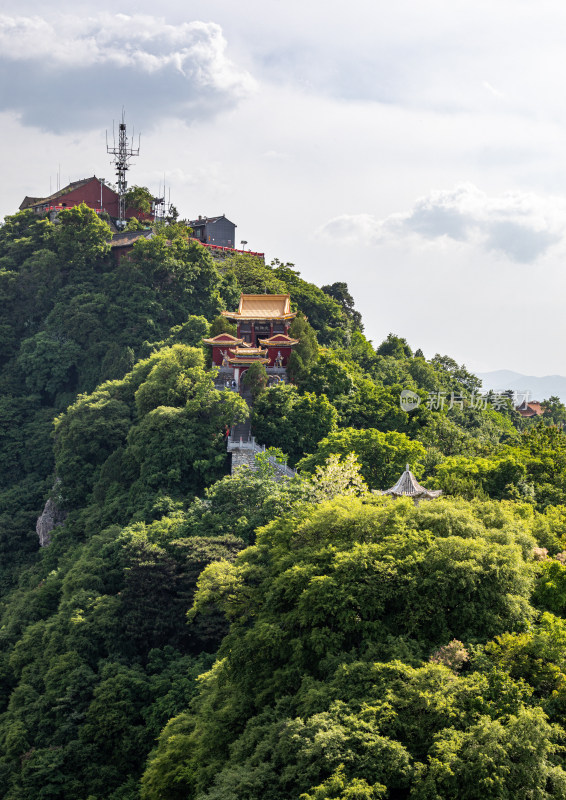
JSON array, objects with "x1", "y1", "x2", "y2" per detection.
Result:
[
  {"x1": 242, "y1": 361, "x2": 268, "y2": 401},
  {"x1": 251, "y1": 383, "x2": 338, "y2": 465},
  {"x1": 297, "y1": 427, "x2": 426, "y2": 489},
  {"x1": 54, "y1": 203, "x2": 111, "y2": 271},
  {"x1": 376, "y1": 333, "x2": 413, "y2": 359},
  {"x1": 124, "y1": 185, "x2": 153, "y2": 216},
  {"x1": 320, "y1": 281, "x2": 363, "y2": 331},
  {"x1": 54, "y1": 345, "x2": 248, "y2": 510},
  {"x1": 147, "y1": 495, "x2": 542, "y2": 800}
]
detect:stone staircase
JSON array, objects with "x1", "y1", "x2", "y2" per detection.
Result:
[
  {"x1": 230, "y1": 416, "x2": 252, "y2": 442},
  {"x1": 227, "y1": 391, "x2": 296, "y2": 480}
]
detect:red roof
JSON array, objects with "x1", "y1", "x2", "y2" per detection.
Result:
[
  {"x1": 202, "y1": 333, "x2": 244, "y2": 346},
  {"x1": 20, "y1": 177, "x2": 114, "y2": 210},
  {"x1": 516, "y1": 401, "x2": 545, "y2": 417},
  {"x1": 258, "y1": 334, "x2": 299, "y2": 346}
]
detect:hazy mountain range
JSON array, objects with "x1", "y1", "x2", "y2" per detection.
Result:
[{"x1": 476, "y1": 370, "x2": 566, "y2": 404}]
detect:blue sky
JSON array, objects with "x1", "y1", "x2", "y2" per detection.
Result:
[{"x1": 1, "y1": 0, "x2": 566, "y2": 375}]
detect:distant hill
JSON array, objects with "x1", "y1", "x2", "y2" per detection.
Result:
[{"x1": 477, "y1": 369, "x2": 566, "y2": 404}]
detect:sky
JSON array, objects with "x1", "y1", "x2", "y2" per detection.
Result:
[{"x1": 1, "y1": 0, "x2": 566, "y2": 376}]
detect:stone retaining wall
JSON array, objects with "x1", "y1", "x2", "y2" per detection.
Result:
[{"x1": 230, "y1": 448, "x2": 258, "y2": 472}]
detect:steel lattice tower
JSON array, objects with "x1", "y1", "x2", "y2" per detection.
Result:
[{"x1": 106, "y1": 112, "x2": 140, "y2": 227}]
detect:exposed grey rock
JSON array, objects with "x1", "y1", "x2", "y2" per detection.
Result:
[{"x1": 36, "y1": 497, "x2": 66, "y2": 547}]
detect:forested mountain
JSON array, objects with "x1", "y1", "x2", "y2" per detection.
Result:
[{"x1": 2, "y1": 205, "x2": 566, "y2": 799}]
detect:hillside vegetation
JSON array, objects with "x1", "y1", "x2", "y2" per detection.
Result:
[{"x1": 1, "y1": 205, "x2": 566, "y2": 798}]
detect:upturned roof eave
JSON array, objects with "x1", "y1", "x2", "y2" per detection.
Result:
[
  {"x1": 258, "y1": 336, "x2": 300, "y2": 346},
  {"x1": 221, "y1": 311, "x2": 297, "y2": 321},
  {"x1": 377, "y1": 488, "x2": 443, "y2": 499},
  {"x1": 202, "y1": 334, "x2": 244, "y2": 346},
  {"x1": 377, "y1": 464, "x2": 443, "y2": 499}
]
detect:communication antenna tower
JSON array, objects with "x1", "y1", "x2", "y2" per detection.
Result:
[
  {"x1": 106, "y1": 111, "x2": 140, "y2": 228},
  {"x1": 153, "y1": 176, "x2": 175, "y2": 223}
]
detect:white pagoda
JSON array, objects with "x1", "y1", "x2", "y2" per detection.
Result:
[{"x1": 376, "y1": 465, "x2": 442, "y2": 506}]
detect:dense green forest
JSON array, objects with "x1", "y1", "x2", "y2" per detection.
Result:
[{"x1": 2, "y1": 204, "x2": 566, "y2": 798}]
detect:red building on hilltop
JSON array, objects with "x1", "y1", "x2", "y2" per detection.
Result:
[{"x1": 19, "y1": 176, "x2": 147, "y2": 223}]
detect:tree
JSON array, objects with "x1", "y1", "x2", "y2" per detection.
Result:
[
  {"x1": 142, "y1": 316, "x2": 210, "y2": 354},
  {"x1": 158, "y1": 496, "x2": 538, "y2": 800},
  {"x1": 339, "y1": 376, "x2": 409, "y2": 433},
  {"x1": 81, "y1": 662, "x2": 152, "y2": 772},
  {"x1": 140, "y1": 713, "x2": 195, "y2": 800},
  {"x1": 412, "y1": 707, "x2": 565, "y2": 800},
  {"x1": 54, "y1": 388, "x2": 133, "y2": 507},
  {"x1": 376, "y1": 333, "x2": 412, "y2": 359},
  {"x1": 300, "y1": 453, "x2": 368, "y2": 504},
  {"x1": 54, "y1": 345, "x2": 248, "y2": 508},
  {"x1": 481, "y1": 612, "x2": 566, "y2": 699},
  {"x1": 542, "y1": 396, "x2": 566, "y2": 428},
  {"x1": 430, "y1": 353, "x2": 482, "y2": 394},
  {"x1": 242, "y1": 361, "x2": 268, "y2": 400},
  {"x1": 288, "y1": 313, "x2": 318, "y2": 381},
  {"x1": 17, "y1": 330, "x2": 81, "y2": 399},
  {"x1": 221, "y1": 253, "x2": 288, "y2": 295},
  {"x1": 297, "y1": 427, "x2": 426, "y2": 489},
  {"x1": 251, "y1": 384, "x2": 338, "y2": 465},
  {"x1": 124, "y1": 186, "x2": 153, "y2": 216},
  {"x1": 0, "y1": 210, "x2": 54, "y2": 267},
  {"x1": 417, "y1": 414, "x2": 479, "y2": 457},
  {"x1": 271, "y1": 260, "x2": 347, "y2": 345},
  {"x1": 407, "y1": 355, "x2": 443, "y2": 391},
  {"x1": 126, "y1": 216, "x2": 146, "y2": 231},
  {"x1": 321, "y1": 281, "x2": 363, "y2": 331},
  {"x1": 434, "y1": 453, "x2": 530, "y2": 502},
  {"x1": 208, "y1": 315, "x2": 237, "y2": 338},
  {"x1": 54, "y1": 203, "x2": 111, "y2": 271},
  {"x1": 533, "y1": 562, "x2": 566, "y2": 616},
  {"x1": 127, "y1": 233, "x2": 224, "y2": 321},
  {"x1": 184, "y1": 469, "x2": 297, "y2": 545},
  {"x1": 521, "y1": 424, "x2": 566, "y2": 508},
  {"x1": 298, "y1": 350, "x2": 354, "y2": 401}
]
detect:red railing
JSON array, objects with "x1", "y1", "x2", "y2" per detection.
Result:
[
  {"x1": 190, "y1": 238, "x2": 264, "y2": 257},
  {"x1": 37, "y1": 212, "x2": 262, "y2": 257}
]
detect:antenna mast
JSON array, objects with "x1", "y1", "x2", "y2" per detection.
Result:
[
  {"x1": 153, "y1": 174, "x2": 175, "y2": 223},
  {"x1": 106, "y1": 110, "x2": 140, "y2": 228}
]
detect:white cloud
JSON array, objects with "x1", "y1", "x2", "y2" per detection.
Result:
[
  {"x1": 261, "y1": 150, "x2": 290, "y2": 160},
  {"x1": 483, "y1": 81, "x2": 505, "y2": 100},
  {"x1": 4, "y1": 0, "x2": 566, "y2": 374},
  {"x1": 0, "y1": 13, "x2": 255, "y2": 131},
  {"x1": 317, "y1": 184, "x2": 566, "y2": 263}
]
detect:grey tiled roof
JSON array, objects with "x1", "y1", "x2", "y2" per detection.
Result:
[
  {"x1": 378, "y1": 465, "x2": 443, "y2": 499},
  {"x1": 188, "y1": 215, "x2": 235, "y2": 226}
]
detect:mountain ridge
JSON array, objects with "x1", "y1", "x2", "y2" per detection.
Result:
[{"x1": 477, "y1": 369, "x2": 566, "y2": 404}]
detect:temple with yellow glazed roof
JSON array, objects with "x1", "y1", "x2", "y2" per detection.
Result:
[{"x1": 203, "y1": 294, "x2": 300, "y2": 389}]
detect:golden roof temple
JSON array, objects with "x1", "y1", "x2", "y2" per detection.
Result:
[
  {"x1": 204, "y1": 293, "x2": 300, "y2": 389},
  {"x1": 221, "y1": 294, "x2": 297, "y2": 322}
]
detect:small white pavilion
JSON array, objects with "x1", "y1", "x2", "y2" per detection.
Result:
[{"x1": 376, "y1": 464, "x2": 442, "y2": 506}]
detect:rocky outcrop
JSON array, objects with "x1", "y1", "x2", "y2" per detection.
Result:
[{"x1": 36, "y1": 497, "x2": 67, "y2": 547}]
